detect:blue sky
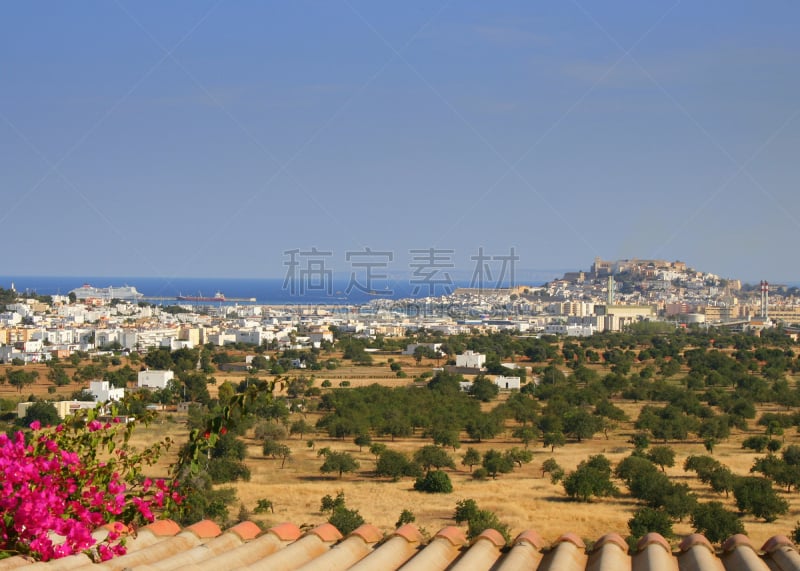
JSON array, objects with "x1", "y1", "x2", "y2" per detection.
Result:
[{"x1": 2, "y1": 1, "x2": 799, "y2": 284}]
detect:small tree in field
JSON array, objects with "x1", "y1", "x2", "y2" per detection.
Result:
[
  {"x1": 647, "y1": 446, "x2": 676, "y2": 473},
  {"x1": 277, "y1": 444, "x2": 292, "y2": 468},
  {"x1": 369, "y1": 442, "x2": 387, "y2": 460},
  {"x1": 543, "y1": 431, "x2": 566, "y2": 452},
  {"x1": 541, "y1": 458, "x2": 564, "y2": 483},
  {"x1": 505, "y1": 447, "x2": 533, "y2": 468},
  {"x1": 354, "y1": 433, "x2": 372, "y2": 451},
  {"x1": 563, "y1": 455, "x2": 617, "y2": 501},
  {"x1": 375, "y1": 450, "x2": 421, "y2": 481},
  {"x1": 461, "y1": 447, "x2": 481, "y2": 472},
  {"x1": 733, "y1": 477, "x2": 788, "y2": 522},
  {"x1": 414, "y1": 445, "x2": 455, "y2": 473},
  {"x1": 482, "y1": 449, "x2": 513, "y2": 479},
  {"x1": 320, "y1": 451, "x2": 360, "y2": 479}
]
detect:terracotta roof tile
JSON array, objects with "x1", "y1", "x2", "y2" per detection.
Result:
[
  {"x1": 139, "y1": 520, "x2": 181, "y2": 538},
  {"x1": 184, "y1": 520, "x2": 221, "y2": 539},
  {"x1": 432, "y1": 526, "x2": 468, "y2": 547},
  {"x1": 347, "y1": 524, "x2": 383, "y2": 544},
  {"x1": 292, "y1": 526, "x2": 381, "y2": 571},
  {"x1": 514, "y1": 529, "x2": 545, "y2": 550},
  {"x1": 721, "y1": 536, "x2": 772, "y2": 571},
  {"x1": 594, "y1": 533, "x2": 629, "y2": 553},
  {"x1": 397, "y1": 527, "x2": 467, "y2": 571},
  {"x1": 6, "y1": 522, "x2": 800, "y2": 571},
  {"x1": 306, "y1": 522, "x2": 343, "y2": 543},
  {"x1": 761, "y1": 535, "x2": 794, "y2": 553},
  {"x1": 347, "y1": 531, "x2": 421, "y2": 571},
  {"x1": 763, "y1": 542, "x2": 800, "y2": 571},
  {"x1": 723, "y1": 534, "x2": 757, "y2": 553},
  {"x1": 540, "y1": 534, "x2": 588, "y2": 571},
  {"x1": 473, "y1": 528, "x2": 507, "y2": 549},
  {"x1": 170, "y1": 523, "x2": 293, "y2": 571},
  {"x1": 587, "y1": 534, "x2": 630, "y2": 571},
  {"x1": 391, "y1": 524, "x2": 424, "y2": 544},
  {"x1": 265, "y1": 522, "x2": 303, "y2": 542},
  {"x1": 448, "y1": 529, "x2": 504, "y2": 571},
  {"x1": 227, "y1": 521, "x2": 262, "y2": 542},
  {"x1": 556, "y1": 532, "x2": 587, "y2": 550},
  {"x1": 236, "y1": 524, "x2": 343, "y2": 571},
  {"x1": 637, "y1": 532, "x2": 672, "y2": 554},
  {"x1": 494, "y1": 535, "x2": 544, "y2": 571},
  {"x1": 680, "y1": 534, "x2": 716, "y2": 554}
]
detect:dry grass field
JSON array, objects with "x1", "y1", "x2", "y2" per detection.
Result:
[
  {"x1": 125, "y1": 399, "x2": 800, "y2": 548},
  {"x1": 6, "y1": 351, "x2": 800, "y2": 546},
  {"x1": 230, "y1": 407, "x2": 800, "y2": 547}
]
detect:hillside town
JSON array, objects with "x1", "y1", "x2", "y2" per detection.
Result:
[{"x1": 2, "y1": 258, "x2": 800, "y2": 366}]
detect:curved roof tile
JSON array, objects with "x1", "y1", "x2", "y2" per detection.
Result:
[{"x1": 8, "y1": 522, "x2": 800, "y2": 571}]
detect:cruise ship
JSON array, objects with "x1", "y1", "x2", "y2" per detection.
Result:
[{"x1": 69, "y1": 284, "x2": 143, "y2": 301}]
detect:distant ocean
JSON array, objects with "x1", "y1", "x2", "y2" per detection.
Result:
[{"x1": 0, "y1": 275, "x2": 547, "y2": 306}]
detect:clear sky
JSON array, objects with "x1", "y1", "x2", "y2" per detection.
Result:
[{"x1": 2, "y1": 1, "x2": 799, "y2": 284}]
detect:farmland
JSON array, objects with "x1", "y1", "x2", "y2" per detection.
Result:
[{"x1": 5, "y1": 326, "x2": 800, "y2": 547}]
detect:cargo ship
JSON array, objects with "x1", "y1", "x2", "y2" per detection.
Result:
[{"x1": 176, "y1": 291, "x2": 225, "y2": 302}]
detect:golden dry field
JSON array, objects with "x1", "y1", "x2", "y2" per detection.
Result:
[{"x1": 6, "y1": 351, "x2": 800, "y2": 546}]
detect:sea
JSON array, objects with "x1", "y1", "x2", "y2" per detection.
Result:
[{"x1": 0, "y1": 275, "x2": 552, "y2": 306}]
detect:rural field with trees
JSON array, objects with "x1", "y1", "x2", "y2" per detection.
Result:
[{"x1": 5, "y1": 324, "x2": 800, "y2": 548}]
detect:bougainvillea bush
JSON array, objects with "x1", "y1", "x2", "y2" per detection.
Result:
[{"x1": 0, "y1": 411, "x2": 180, "y2": 562}]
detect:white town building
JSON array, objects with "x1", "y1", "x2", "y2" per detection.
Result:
[
  {"x1": 137, "y1": 369, "x2": 174, "y2": 390},
  {"x1": 455, "y1": 350, "x2": 486, "y2": 369},
  {"x1": 90, "y1": 380, "x2": 125, "y2": 402}
]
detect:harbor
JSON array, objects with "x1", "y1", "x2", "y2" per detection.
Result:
[{"x1": 141, "y1": 296, "x2": 257, "y2": 303}]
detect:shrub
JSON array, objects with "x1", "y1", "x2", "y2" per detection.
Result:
[
  {"x1": 207, "y1": 457, "x2": 251, "y2": 483},
  {"x1": 454, "y1": 498, "x2": 480, "y2": 523},
  {"x1": 472, "y1": 467, "x2": 489, "y2": 480},
  {"x1": 692, "y1": 501, "x2": 744, "y2": 544},
  {"x1": 414, "y1": 470, "x2": 453, "y2": 494},
  {"x1": 396, "y1": 509, "x2": 416, "y2": 528},
  {"x1": 328, "y1": 506, "x2": 364, "y2": 535},
  {"x1": 254, "y1": 421, "x2": 288, "y2": 441},
  {"x1": 19, "y1": 401, "x2": 60, "y2": 427},
  {"x1": 453, "y1": 498, "x2": 512, "y2": 545},
  {"x1": 254, "y1": 499, "x2": 274, "y2": 514},
  {"x1": 320, "y1": 492, "x2": 346, "y2": 514},
  {"x1": 627, "y1": 507, "x2": 673, "y2": 544},
  {"x1": 792, "y1": 521, "x2": 800, "y2": 545}
]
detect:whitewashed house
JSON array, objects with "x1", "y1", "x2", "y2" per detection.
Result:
[{"x1": 137, "y1": 369, "x2": 174, "y2": 390}]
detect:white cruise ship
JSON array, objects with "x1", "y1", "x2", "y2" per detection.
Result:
[{"x1": 69, "y1": 284, "x2": 143, "y2": 301}]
